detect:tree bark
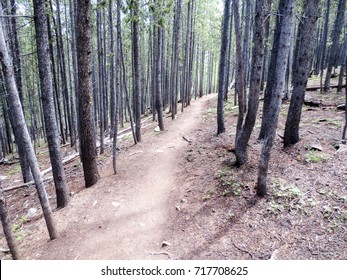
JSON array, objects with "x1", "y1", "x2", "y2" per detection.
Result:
[
  {"x1": 33, "y1": 0, "x2": 69, "y2": 208},
  {"x1": 113, "y1": 0, "x2": 122, "y2": 173},
  {"x1": 324, "y1": 0, "x2": 346, "y2": 91},
  {"x1": 284, "y1": 0, "x2": 320, "y2": 147},
  {"x1": 131, "y1": 0, "x2": 142, "y2": 142},
  {"x1": 76, "y1": 0, "x2": 100, "y2": 188},
  {"x1": 217, "y1": 0, "x2": 231, "y2": 135},
  {"x1": 155, "y1": 20, "x2": 165, "y2": 131},
  {"x1": 170, "y1": 0, "x2": 182, "y2": 119},
  {"x1": 0, "y1": 12, "x2": 57, "y2": 239},
  {"x1": 258, "y1": 0, "x2": 286, "y2": 139},
  {"x1": 235, "y1": 0, "x2": 267, "y2": 166},
  {"x1": 256, "y1": 0, "x2": 296, "y2": 197},
  {"x1": 0, "y1": 180, "x2": 20, "y2": 259},
  {"x1": 233, "y1": 0, "x2": 245, "y2": 135},
  {"x1": 343, "y1": 52, "x2": 347, "y2": 139}
]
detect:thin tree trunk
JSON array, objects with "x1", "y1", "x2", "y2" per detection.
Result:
[
  {"x1": 284, "y1": 0, "x2": 321, "y2": 147},
  {"x1": 76, "y1": 0, "x2": 100, "y2": 188},
  {"x1": 113, "y1": 0, "x2": 122, "y2": 173},
  {"x1": 0, "y1": 181, "x2": 20, "y2": 259},
  {"x1": 217, "y1": 0, "x2": 232, "y2": 135},
  {"x1": 199, "y1": 50, "x2": 205, "y2": 98},
  {"x1": 33, "y1": 0, "x2": 69, "y2": 208},
  {"x1": 258, "y1": 0, "x2": 286, "y2": 139},
  {"x1": 233, "y1": 0, "x2": 245, "y2": 135},
  {"x1": 0, "y1": 13, "x2": 57, "y2": 239},
  {"x1": 155, "y1": 9, "x2": 165, "y2": 131},
  {"x1": 324, "y1": 0, "x2": 346, "y2": 91},
  {"x1": 343, "y1": 53, "x2": 347, "y2": 139},
  {"x1": 235, "y1": 0, "x2": 267, "y2": 166},
  {"x1": 170, "y1": 0, "x2": 182, "y2": 119},
  {"x1": 256, "y1": 0, "x2": 296, "y2": 197},
  {"x1": 131, "y1": 0, "x2": 142, "y2": 142},
  {"x1": 97, "y1": 5, "x2": 105, "y2": 154}
]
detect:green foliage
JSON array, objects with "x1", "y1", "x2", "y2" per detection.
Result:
[
  {"x1": 305, "y1": 151, "x2": 330, "y2": 163},
  {"x1": 12, "y1": 215, "x2": 27, "y2": 241},
  {"x1": 216, "y1": 167, "x2": 242, "y2": 197},
  {"x1": 322, "y1": 204, "x2": 347, "y2": 233},
  {"x1": 96, "y1": 0, "x2": 107, "y2": 10}
]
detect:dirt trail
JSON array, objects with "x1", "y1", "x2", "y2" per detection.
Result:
[{"x1": 22, "y1": 95, "x2": 215, "y2": 260}]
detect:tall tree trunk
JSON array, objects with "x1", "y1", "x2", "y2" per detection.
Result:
[
  {"x1": 258, "y1": 0, "x2": 286, "y2": 139},
  {"x1": 337, "y1": 28, "x2": 347, "y2": 93},
  {"x1": 284, "y1": 0, "x2": 321, "y2": 147},
  {"x1": 131, "y1": 0, "x2": 142, "y2": 142},
  {"x1": 233, "y1": 0, "x2": 245, "y2": 135},
  {"x1": 76, "y1": 0, "x2": 100, "y2": 188},
  {"x1": 9, "y1": 0, "x2": 23, "y2": 110},
  {"x1": 217, "y1": 0, "x2": 232, "y2": 135},
  {"x1": 319, "y1": 0, "x2": 330, "y2": 91},
  {"x1": 0, "y1": 13, "x2": 57, "y2": 239},
  {"x1": 54, "y1": 0, "x2": 74, "y2": 144},
  {"x1": 343, "y1": 53, "x2": 347, "y2": 139},
  {"x1": 199, "y1": 50, "x2": 205, "y2": 97},
  {"x1": 155, "y1": 9, "x2": 165, "y2": 131},
  {"x1": 260, "y1": 0, "x2": 272, "y2": 92},
  {"x1": 324, "y1": 0, "x2": 346, "y2": 91},
  {"x1": 109, "y1": 0, "x2": 115, "y2": 137},
  {"x1": 113, "y1": 0, "x2": 122, "y2": 173},
  {"x1": 242, "y1": 0, "x2": 251, "y2": 107},
  {"x1": 170, "y1": 0, "x2": 182, "y2": 119},
  {"x1": 33, "y1": 0, "x2": 69, "y2": 208},
  {"x1": 0, "y1": 181, "x2": 20, "y2": 259},
  {"x1": 1, "y1": 0, "x2": 32, "y2": 183},
  {"x1": 97, "y1": 5, "x2": 105, "y2": 154},
  {"x1": 235, "y1": 0, "x2": 267, "y2": 166},
  {"x1": 256, "y1": 0, "x2": 296, "y2": 197}
]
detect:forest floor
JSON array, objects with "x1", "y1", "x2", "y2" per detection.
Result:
[{"x1": 0, "y1": 86, "x2": 346, "y2": 260}]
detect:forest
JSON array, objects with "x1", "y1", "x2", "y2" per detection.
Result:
[{"x1": 0, "y1": 0, "x2": 346, "y2": 260}]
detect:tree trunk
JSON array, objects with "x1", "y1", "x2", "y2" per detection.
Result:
[
  {"x1": 343, "y1": 53, "x2": 347, "y2": 139},
  {"x1": 284, "y1": 0, "x2": 320, "y2": 147},
  {"x1": 131, "y1": 0, "x2": 142, "y2": 142},
  {"x1": 217, "y1": 0, "x2": 232, "y2": 135},
  {"x1": 199, "y1": 50, "x2": 205, "y2": 98},
  {"x1": 256, "y1": 0, "x2": 296, "y2": 197},
  {"x1": 258, "y1": 0, "x2": 286, "y2": 139},
  {"x1": 324, "y1": 0, "x2": 346, "y2": 91},
  {"x1": 54, "y1": 0, "x2": 73, "y2": 144},
  {"x1": 33, "y1": 0, "x2": 69, "y2": 208},
  {"x1": 233, "y1": 0, "x2": 245, "y2": 135},
  {"x1": 337, "y1": 30, "x2": 347, "y2": 93},
  {"x1": 155, "y1": 19, "x2": 165, "y2": 131},
  {"x1": 97, "y1": 5, "x2": 105, "y2": 154},
  {"x1": 242, "y1": 0, "x2": 252, "y2": 106},
  {"x1": 113, "y1": 0, "x2": 122, "y2": 173},
  {"x1": 0, "y1": 181, "x2": 20, "y2": 259},
  {"x1": 0, "y1": 13, "x2": 57, "y2": 239},
  {"x1": 170, "y1": 0, "x2": 182, "y2": 119},
  {"x1": 76, "y1": 0, "x2": 100, "y2": 188},
  {"x1": 235, "y1": 0, "x2": 267, "y2": 166}
]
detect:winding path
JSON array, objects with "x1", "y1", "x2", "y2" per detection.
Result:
[{"x1": 23, "y1": 94, "x2": 215, "y2": 260}]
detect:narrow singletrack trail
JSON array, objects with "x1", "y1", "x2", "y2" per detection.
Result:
[{"x1": 22, "y1": 94, "x2": 216, "y2": 260}]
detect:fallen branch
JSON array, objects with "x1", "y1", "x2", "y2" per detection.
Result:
[
  {"x1": 304, "y1": 100, "x2": 321, "y2": 107},
  {"x1": 182, "y1": 136, "x2": 192, "y2": 144},
  {"x1": 3, "y1": 116, "x2": 154, "y2": 192},
  {"x1": 0, "y1": 247, "x2": 10, "y2": 253},
  {"x1": 305, "y1": 84, "x2": 345, "y2": 91},
  {"x1": 3, "y1": 176, "x2": 53, "y2": 192},
  {"x1": 230, "y1": 238, "x2": 253, "y2": 259},
  {"x1": 145, "y1": 250, "x2": 173, "y2": 259}
]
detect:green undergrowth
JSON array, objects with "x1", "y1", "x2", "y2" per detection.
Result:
[{"x1": 305, "y1": 150, "x2": 330, "y2": 163}]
